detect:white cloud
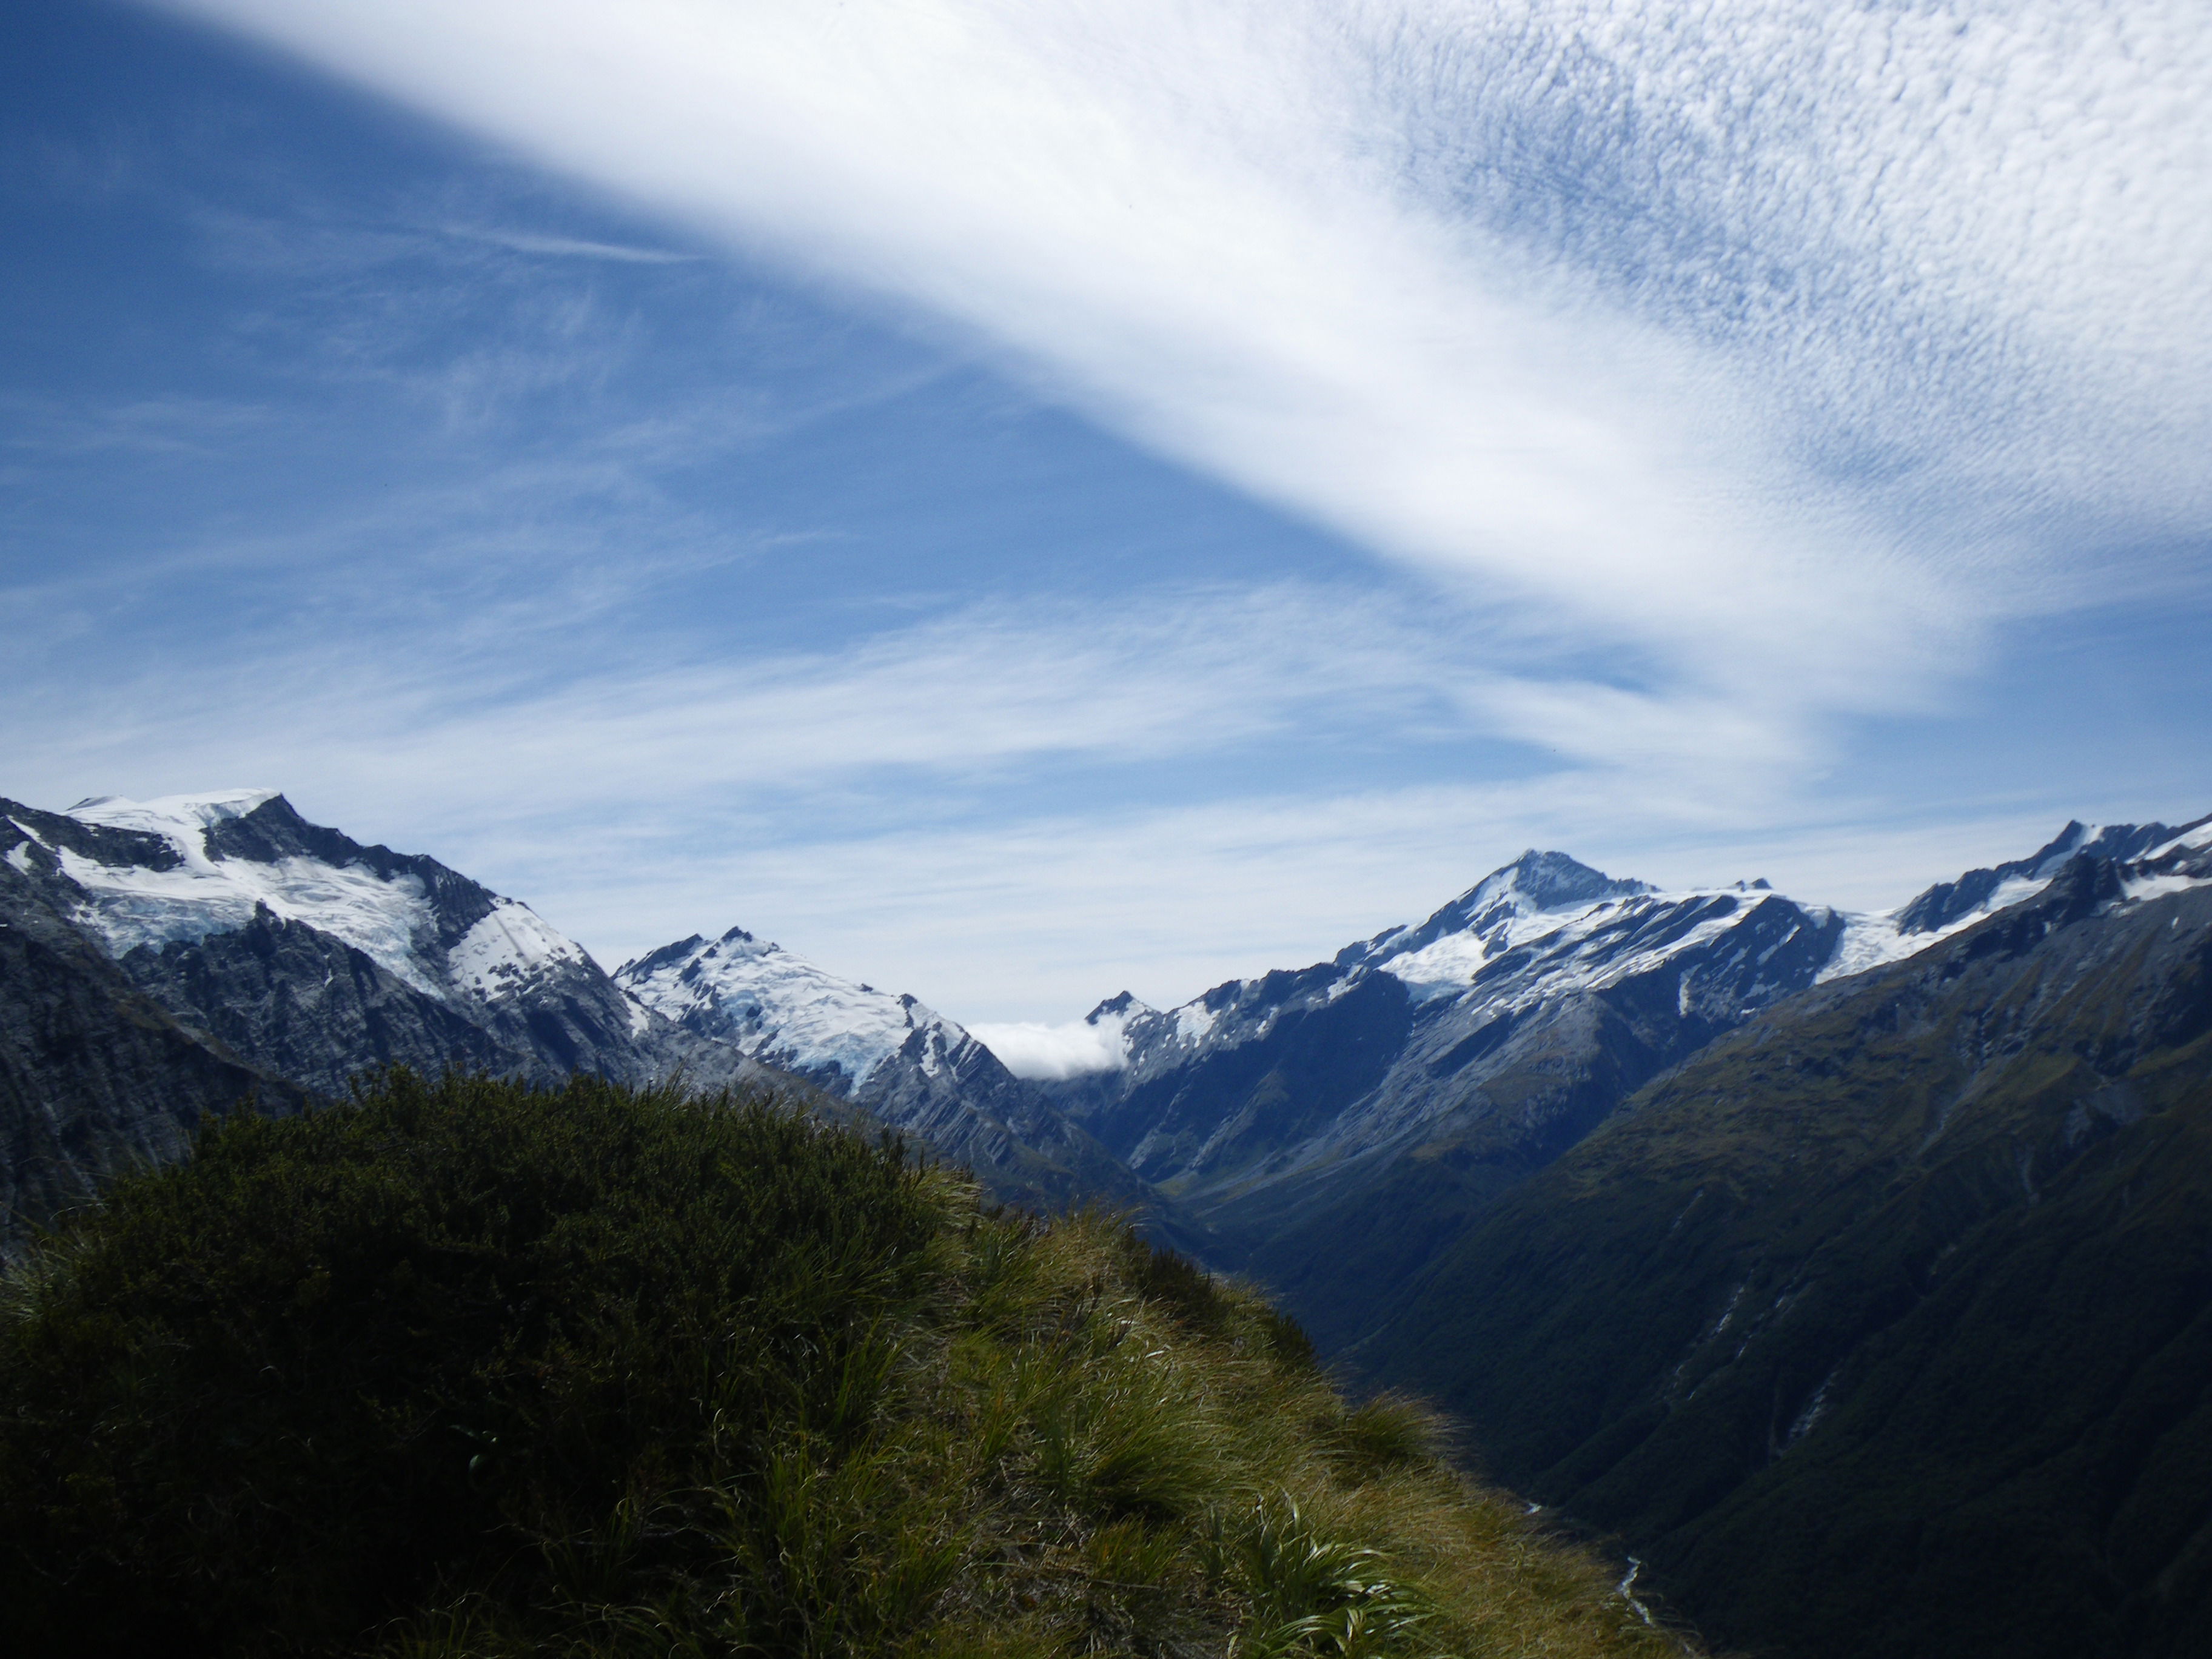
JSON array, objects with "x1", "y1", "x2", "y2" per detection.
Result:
[
  {"x1": 968, "y1": 1016, "x2": 1128, "y2": 1080},
  {"x1": 153, "y1": 0, "x2": 2212, "y2": 722},
  {"x1": 0, "y1": 392, "x2": 272, "y2": 457},
  {"x1": 1378, "y1": 2, "x2": 2212, "y2": 580},
  {"x1": 440, "y1": 226, "x2": 700, "y2": 263},
  {"x1": 5, "y1": 580, "x2": 1645, "y2": 822}
]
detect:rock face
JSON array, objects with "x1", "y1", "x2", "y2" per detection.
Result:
[
  {"x1": 0, "y1": 843, "x2": 311, "y2": 1233},
  {"x1": 1364, "y1": 828, "x2": 2212, "y2": 1659},
  {"x1": 616, "y1": 929, "x2": 1167, "y2": 1221}
]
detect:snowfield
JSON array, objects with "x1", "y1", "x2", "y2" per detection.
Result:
[
  {"x1": 617, "y1": 928, "x2": 967, "y2": 1088},
  {"x1": 53, "y1": 791, "x2": 595, "y2": 1007}
]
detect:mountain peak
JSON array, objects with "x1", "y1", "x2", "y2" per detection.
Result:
[
  {"x1": 616, "y1": 930, "x2": 959, "y2": 1089},
  {"x1": 1483, "y1": 849, "x2": 1654, "y2": 914},
  {"x1": 1333, "y1": 850, "x2": 1656, "y2": 975},
  {"x1": 69, "y1": 788, "x2": 284, "y2": 842},
  {"x1": 1087, "y1": 991, "x2": 1153, "y2": 1025}
]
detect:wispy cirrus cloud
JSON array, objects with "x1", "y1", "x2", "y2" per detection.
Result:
[
  {"x1": 8, "y1": 582, "x2": 1568, "y2": 815},
  {"x1": 148, "y1": 0, "x2": 2212, "y2": 709},
  {"x1": 0, "y1": 392, "x2": 272, "y2": 458},
  {"x1": 438, "y1": 225, "x2": 700, "y2": 264}
]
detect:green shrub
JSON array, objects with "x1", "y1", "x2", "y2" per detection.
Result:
[
  {"x1": 1233, "y1": 1497, "x2": 1435, "y2": 1658},
  {"x1": 0, "y1": 1070, "x2": 939, "y2": 1657},
  {"x1": 0, "y1": 1070, "x2": 1696, "y2": 1659}
]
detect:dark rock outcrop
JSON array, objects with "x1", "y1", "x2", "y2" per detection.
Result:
[{"x1": 0, "y1": 851, "x2": 309, "y2": 1236}]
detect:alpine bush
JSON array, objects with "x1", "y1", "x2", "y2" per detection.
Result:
[{"x1": 0, "y1": 1069, "x2": 1696, "y2": 1658}]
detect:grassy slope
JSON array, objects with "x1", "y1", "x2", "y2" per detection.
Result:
[
  {"x1": 1368, "y1": 874, "x2": 2212, "y2": 1659},
  {"x1": 0, "y1": 1070, "x2": 1691, "y2": 1659}
]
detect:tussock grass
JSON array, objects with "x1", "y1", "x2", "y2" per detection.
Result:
[{"x1": 0, "y1": 1071, "x2": 1695, "y2": 1658}]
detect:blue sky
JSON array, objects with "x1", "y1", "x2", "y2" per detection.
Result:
[{"x1": 6, "y1": 0, "x2": 2210, "y2": 1030}]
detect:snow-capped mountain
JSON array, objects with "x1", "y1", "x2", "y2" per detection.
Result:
[
  {"x1": 0, "y1": 789, "x2": 789, "y2": 1230},
  {"x1": 0, "y1": 787, "x2": 1170, "y2": 1233},
  {"x1": 616, "y1": 928, "x2": 1164, "y2": 1219},
  {"x1": 8, "y1": 782, "x2": 2204, "y2": 1275},
  {"x1": 1065, "y1": 853, "x2": 1847, "y2": 1222},
  {"x1": 50, "y1": 789, "x2": 592, "y2": 1008},
  {"x1": 1032, "y1": 816, "x2": 2212, "y2": 1341},
  {"x1": 618, "y1": 927, "x2": 963, "y2": 1090}
]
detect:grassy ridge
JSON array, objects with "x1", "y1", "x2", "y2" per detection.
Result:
[{"x1": 0, "y1": 1071, "x2": 1688, "y2": 1658}]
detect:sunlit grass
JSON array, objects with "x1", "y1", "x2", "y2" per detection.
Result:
[{"x1": 0, "y1": 1070, "x2": 1697, "y2": 1658}]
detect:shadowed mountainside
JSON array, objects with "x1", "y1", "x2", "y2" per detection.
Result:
[
  {"x1": 1366, "y1": 846, "x2": 2212, "y2": 1659},
  {"x1": 0, "y1": 843, "x2": 311, "y2": 1232}
]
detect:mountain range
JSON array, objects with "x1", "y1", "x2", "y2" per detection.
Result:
[
  {"x1": 1025, "y1": 820, "x2": 2197, "y2": 1346},
  {"x1": 5, "y1": 784, "x2": 2210, "y2": 1658},
  {"x1": 0, "y1": 790, "x2": 1126, "y2": 1225},
  {"x1": 1369, "y1": 823, "x2": 2212, "y2": 1659}
]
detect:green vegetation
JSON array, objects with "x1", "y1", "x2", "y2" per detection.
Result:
[{"x1": 0, "y1": 1070, "x2": 1686, "y2": 1659}]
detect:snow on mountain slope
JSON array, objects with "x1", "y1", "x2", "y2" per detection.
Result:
[
  {"x1": 55, "y1": 790, "x2": 588, "y2": 1006},
  {"x1": 0, "y1": 790, "x2": 740, "y2": 1102},
  {"x1": 1819, "y1": 886, "x2": 2046, "y2": 982},
  {"x1": 614, "y1": 927, "x2": 1169, "y2": 1221},
  {"x1": 1359, "y1": 823, "x2": 2208, "y2": 1019},
  {"x1": 1088, "y1": 853, "x2": 1832, "y2": 1085},
  {"x1": 2148, "y1": 819, "x2": 2212, "y2": 861},
  {"x1": 59, "y1": 790, "x2": 447, "y2": 995},
  {"x1": 1341, "y1": 848, "x2": 1656, "y2": 993},
  {"x1": 615, "y1": 927, "x2": 952, "y2": 1088},
  {"x1": 1378, "y1": 881, "x2": 1806, "y2": 1008},
  {"x1": 2117, "y1": 815, "x2": 2212, "y2": 905},
  {"x1": 1036, "y1": 855, "x2": 1839, "y2": 1096},
  {"x1": 446, "y1": 900, "x2": 594, "y2": 999},
  {"x1": 1819, "y1": 817, "x2": 2211, "y2": 982}
]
